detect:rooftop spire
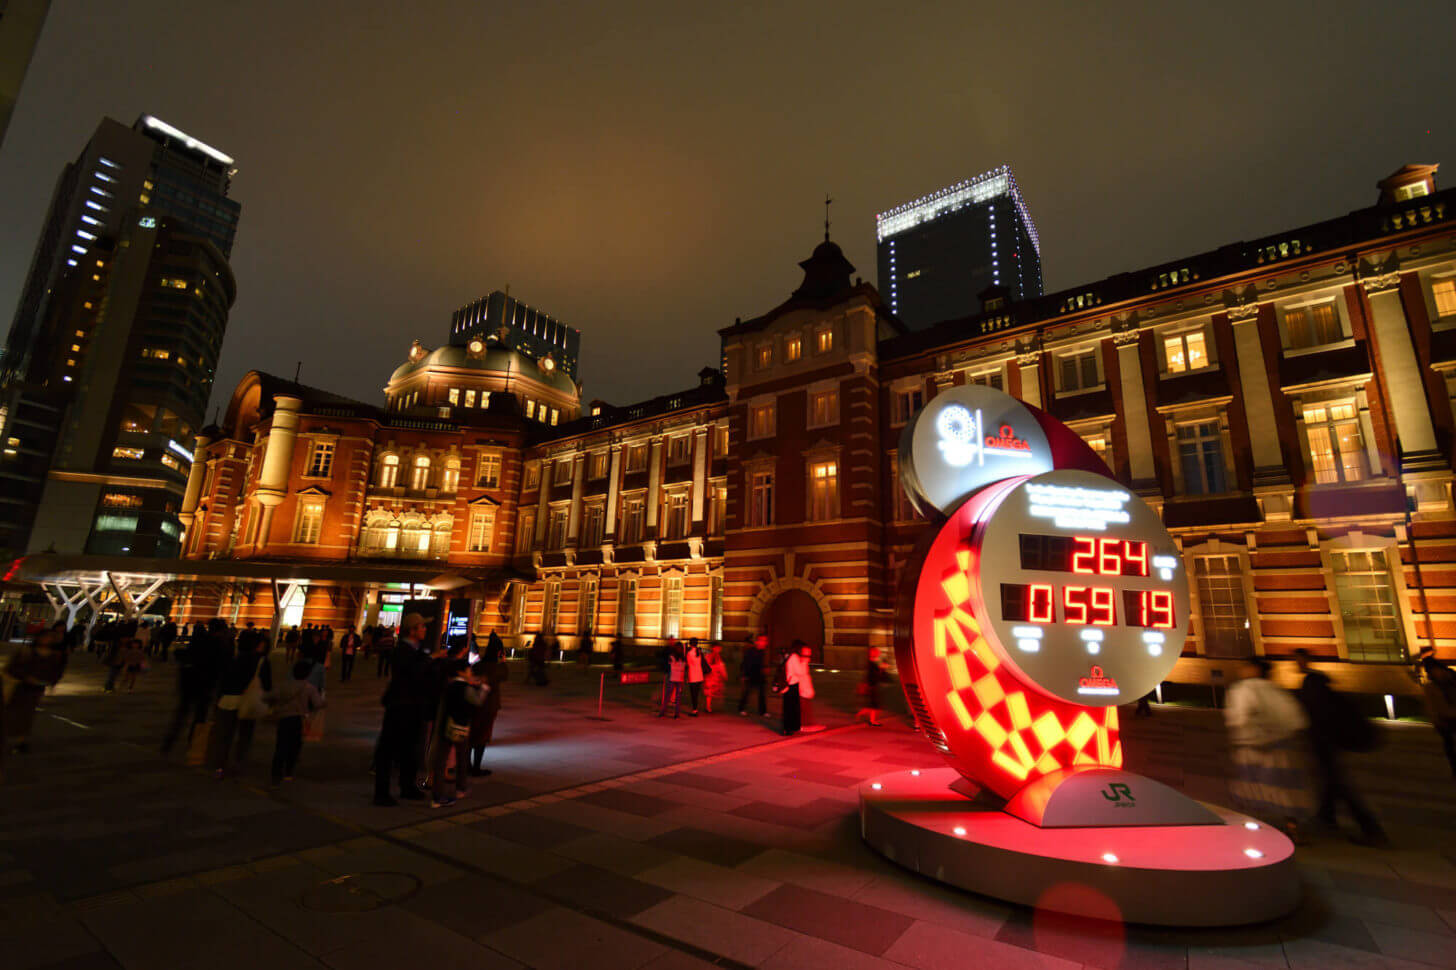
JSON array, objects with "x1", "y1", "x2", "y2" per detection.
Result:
[{"x1": 824, "y1": 193, "x2": 833, "y2": 242}]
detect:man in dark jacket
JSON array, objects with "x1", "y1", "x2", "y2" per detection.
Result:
[
  {"x1": 160, "y1": 618, "x2": 224, "y2": 754},
  {"x1": 373, "y1": 614, "x2": 434, "y2": 806},
  {"x1": 737, "y1": 634, "x2": 768, "y2": 717},
  {"x1": 1293, "y1": 649, "x2": 1387, "y2": 846}
]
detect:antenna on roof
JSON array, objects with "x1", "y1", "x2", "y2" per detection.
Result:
[
  {"x1": 294, "y1": 360, "x2": 302, "y2": 384},
  {"x1": 824, "y1": 194, "x2": 834, "y2": 241}
]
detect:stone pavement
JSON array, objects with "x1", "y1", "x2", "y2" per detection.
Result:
[{"x1": 3, "y1": 648, "x2": 1456, "y2": 969}]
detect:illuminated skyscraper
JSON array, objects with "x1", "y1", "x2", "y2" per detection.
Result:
[{"x1": 875, "y1": 166, "x2": 1042, "y2": 328}]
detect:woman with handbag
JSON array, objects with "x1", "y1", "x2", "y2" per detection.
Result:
[
  {"x1": 207, "y1": 630, "x2": 272, "y2": 778},
  {"x1": 430, "y1": 659, "x2": 486, "y2": 807}
]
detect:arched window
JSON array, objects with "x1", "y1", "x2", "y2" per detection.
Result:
[
  {"x1": 378, "y1": 454, "x2": 399, "y2": 488},
  {"x1": 411, "y1": 454, "x2": 431, "y2": 490},
  {"x1": 399, "y1": 515, "x2": 429, "y2": 556},
  {"x1": 442, "y1": 457, "x2": 460, "y2": 493},
  {"x1": 431, "y1": 517, "x2": 453, "y2": 556},
  {"x1": 360, "y1": 510, "x2": 392, "y2": 555}
]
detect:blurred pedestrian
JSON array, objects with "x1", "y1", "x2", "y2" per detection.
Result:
[
  {"x1": 338, "y1": 627, "x2": 361, "y2": 682},
  {"x1": 738, "y1": 634, "x2": 768, "y2": 717},
  {"x1": 658, "y1": 641, "x2": 685, "y2": 718},
  {"x1": 430, "y1": 658, "x2": 485, "y2": 807},
  {"x1": 1293, "y1": 649, "x2": 1388, "y2": 845},
  {"x1": 207, "y1": 630, "x2": 273, "y2": 778},
  {"x1": 527, "y1": 636, "x2": 549, "y2": 686},
  {"x1": 703, "y1": 644, "x2": 727, "y2": 713},
  {"x1": 161, "y1": 617, "x2": 224, "y2": 754},
  {"x1": 1224, "y1": 658, "x2": 1314, "y2": 841},
  {"x1": 119, "y1": 638, "x2": 147, "y2": 692},
  {"x1": 684, "y1": 638, "x2": 705, "y2": 715},
  {"x1": 373, "y1": 613, "x2": 431, "y2": 806},
  {"x1": 3, "y1": 628, "x2": 67, "y2": 755},
  {"x1": 1418, "y1": 645, "x2": 1456, "y2": 777},
  {"x1": 266, "y1": 659, "x2": 326, "y2": 787},
  {"x1": 856, "y1": 646, "x2": 886, "y2": 726},
  {"x1": 469, "y1": 644, "x2": 507, "y2": 776}
]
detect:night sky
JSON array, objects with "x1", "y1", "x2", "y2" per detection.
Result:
[{"x1": 3, "y1": 1, "x2": 1454, "y2": 415}]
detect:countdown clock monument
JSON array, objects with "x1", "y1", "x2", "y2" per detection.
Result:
[{"x1": 859, "y1": 385, "x2": 1301, "y2": 926}]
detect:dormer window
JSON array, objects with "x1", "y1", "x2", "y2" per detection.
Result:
[{"x1": 1395, "y1": 182, "x2": 1429, "y2": 201}]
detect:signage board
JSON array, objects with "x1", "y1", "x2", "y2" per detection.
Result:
[{"x1": 619, "y1": 670, "x2": 652, "y2": 685}]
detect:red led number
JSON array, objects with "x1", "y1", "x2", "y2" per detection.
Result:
[
  {"x1": 1138, "y1": 590, "x2": 1175, "y2": 629},
  {"x1": 1064, "y1": 586, "x2": 1116, "y2": 626},
  {"x1": 1098, "y1": 539, "x2": 1121, "y2": 575},
  {"x1": 1071, "y1": 537, "x2": 1150, "y2": 576},
  {"x1": 1029, "y1": 584, "x2": 1054, "y2": 623},
  {"x1": 1125, "y1": 540, "x2": 1149, "y2": 577},
  {"x1": 1071, "y1": 537, "x2": 1097, "y2": 574}
]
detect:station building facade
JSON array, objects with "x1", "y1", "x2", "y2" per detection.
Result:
[{"x1": 179, "y1": 165, "x2": 1456, "y2": 694}]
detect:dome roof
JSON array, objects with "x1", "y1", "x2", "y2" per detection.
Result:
[{"x1": 388, "y1": 342, "x2": 576, "y2": 395}]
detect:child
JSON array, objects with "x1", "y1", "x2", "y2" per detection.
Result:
[
  {"x1": 120, "y1": 638, "x2": 147, "y2": 692},
  {"x1": 432, "y1": 659, "x2": 486, "y2": 808},
  {"x1": 266, "y1": 660, "x2": 326, "y2": 788}
]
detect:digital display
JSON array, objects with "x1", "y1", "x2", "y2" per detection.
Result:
[
  {"x1": 1123, "y1": 589, "x2": 1177, "y2": 629},
  {"x1": 1001, "y1": 583, "x2": 1177, "y2": 629},
  {"x1": 1018, "y1": 534, "x2": 1149, "y2": 576}
]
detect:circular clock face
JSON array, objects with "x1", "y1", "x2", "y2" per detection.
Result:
[{"x1": 970, "y1": 469, "x2": 1188, "y2": 706}]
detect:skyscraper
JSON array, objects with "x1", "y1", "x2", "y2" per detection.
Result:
[
  {"x1": 0, "y1": 115, "x2": 241, "y2": 557},
  {"x1": 875, "y1": 166, "x2": 1042, "y2": 328},
  {"x1": 449, "y1": 290, "x2": 581, "y2": 381},
  {"x1": 0, "y1": 0, "x2": 52, "y2": 152}
]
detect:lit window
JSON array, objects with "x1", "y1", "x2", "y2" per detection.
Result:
[
  {"x1": 708, "y1": 483, "x2": 727, "y2": 535},
  {"x1": 1082, "y1": 433, "x2": 1113, "y2": 470},
  {"x1": 1303, "y1": 403, "x2": 1366, "y2": 484},
  {"x1": 448, "y1": 387, "x2": 460, "y2": 405},
  {"x1": 749, "y1": 403, "x2": 775, "y2": 439},
  {"x1": 809, "y1": 461, "x2": 839, "y2": 520},
  {"x1": 71, "y1": 344, "x2": 81, "y2": 352},
  {"x1": 579, "y1": 578, "x2": 599, "y2": 633},
  {"x1": 624, "y1": 445, "x2": 647, "y2": 474},
  {"x1": 160, "y1": 454, "x2": 181, "y2": 472},
  {"x1": 785, "y1": 335, "x2": 802, "y2": 363},
  {"x1": 306, "y1": 441, "x2": 334, "y2": 477},
  {"x1": 749, "y1": 471, "x2": 774, "y2": 526},
  {"x1": 294, "y1": 503, "x2": 324, "y2": 544},
  {"x1": 464, "y1": 389, "x2": 477, "y2": 408},
  {"x1": 467, "y1": 509, "x2": 495, "y2": 552},
  {"x1": 548, "y1": 506, "x2": 569, "y2": 549},
  {"x1": 1330, "y1": 549, "x2": 1407, "y2": 662},
  {"x1": 411, "y1": 454, "x2": 431, "y2": 490},
  {"x1": 476, "y1": 453, "x2": 501, "y2": 488},
  {"x1": 667, "y1": 435, "x2": 692, "y2": 465},
  {"x1": 524, "y1": 461, "x2": 541, "y2": 489},
  {"x1": 541, "y1": 580, "x2": 561, "y2": 633},
  {"x1": 1433, "y1": 277, "x2": 1456, "y2": 319},
  {"x1": 581, "y1": 503, "x2": 605, "y2": 546},
  {"x1": 1176, "y1": 422, "x2": 1228, "y2": 495},
  {"x1": 526, "y1": 399, "x2": 536, "y2": 419},
  {"x1": 661, "y1": 577, "x2": 684, "y2": 639},
  {"x1": 815, "y1": 327, "x2": 834, "y2": 353},
  {"x1": 1164, "y1": 330, "x2": 1208, "y2": 374},
  {"x1": 113, "y1": 447, "x2": 145, "y2": 460},
  {"x1": 378, "y1": 454, "x2": 399, "y2": 488},
  {"x1": 588, "y1": 451, "x2": 609, "y2": 479},
  {"x1": 550, "y1": 408, "x2": 559, "y2": 426},
  {"x1": 755, "y1": 344, "x2": 774, "y2": 370},
  {"x1": 809, "y1": 390, "x2": 839, "y2": 427},
  {"x1": 1395, "y1": 182, "x2": 1429, "y2": 201},
  {"x1": 715, "y1": 424, "x2": 729, "y2": 455},
  {"x1": 619, "y1": 497, "x2": 646, "y2": 544},
  {"x1": 142, "y1": 348, "x2": 170, "y2": 360},
  {"x1": 1194, "y1": 555, "x2": 1253, "y2": 659},
  {"x1": 618, "y1": 578, "x2": 638, "y2": 637},
  {"x1": 442, "y1": 458, "x2": 460, "y2": 492},
  {"x1": 554, "y1": 459, "x2": 573, "y2": 486},
  {"x1": 663, "y1": 489, "x2": 690, "y2": 539},
  {"x1": 968, "y1": 369, "x2": 1003, "y2": 391},
  {"x1": 1283, "y1": 300, "x2": 1343, "y2": 350},
  {"x1": 102, "y1": 493, "x2": 143, "y2": 509}
]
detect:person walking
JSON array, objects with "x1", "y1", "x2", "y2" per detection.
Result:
[
  {"x1": 1224, "y1": 658, "x2": 1315, "y2": 841},
  {"x1": 373, "y1": 613, "x2": 432, "y2": 806},
  {"x1": 102, "y1": 632, "x2": 126, "y2": 694},
  {"x1": 430, "y1": 659, "x2": 486, "y2": 807},
  {"x1": 658, "y1": 641, "x2": 686, "y2": 718},
  {"x1": 704, "y1": 644, "x2": 727, "y2": 713},
  {"x1": 161, "y1": 618, "x2": 224, "y2": 754},
  {"x1": 856, "y1": 646, "x2": 886, "y2": 726},
  {"x1": 469, "y1": 642, "x2": 507, "y2": 777},
  {"x1": 738, "y1": 634, "x2": 768, "y2": 717},
  {"x1": 1293, "y1": 649, "x2": 1388, "y2": 845},
  {"x1": 207, "y1": 630, "x2": 273, "y2": 778},
  {"x1": 2, "y1": 628, "x2": 67, "y2": 755},
  {"x1": 684, "y1": 638, "x2": 705, "y2": 715},
  {"x1": 527, "y1": 636, "x2": 550, "y2": 686},
  {"x1": 266, "y1": 660, "x2": 326, "y2": 787},
  {"x1": 338, "y1": 627, "x2": 361, "y2": 683},
  {"x1": 158, "y1": 618, "x2": 178, "y2": 662},
  {"x1": 1418, "y1": 645, "x2": 1456, "y2": 777},
  {"x1": 119, "y1": 638, "x2": 147, "y2": 692}
]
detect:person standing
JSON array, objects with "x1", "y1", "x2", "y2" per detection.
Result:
[
  {"x1": 1293, "y1": 649, "x2": 1388, "y2": 845},
  {"x1": 159, "y1": 619, "x2": 178, "y2": 662},
  {"x1": 658, "y1": 642, "x2": 685, "y2": 718},
  {"x1": 527, "y1": 636, "x2": 549, "y2": 686},
  {"x1": 338, "y1": 627, "x2": 361, "y2": 683},
  {"x1": 266, "y1": 660, "x2": 326, "y2": 787},
  {"x1": 684, "y1": 638, "x2": 705, "y2": 716},
  {"x1": 787, "y1": 641, "x2": 817, "y2": 732},
  {"x1": 1224, "y1": 658, "x2": 1314, "y2": 842},
  {"x1": 704, "y1": 644, "x2": 727, "y2": 713},
  {"x1": 469, "y1": 643, "x2": 507, "y2": 777},
  {"x1": 430, "y1": 659, "x2": 486, "y2": 807},
  {"x1": 161, "y1": 618, "x2": 223, "y2": 754},
  {"x1": 777, "y1": 642, "x2": 807, "y2": 736},
  {"x1": 102, "y1": 632, "x2": 126, "y2": 694},
  {"x1": 373, "y1": 613, "x2": 431, "y2": 806},
  {"x1": 207, "y1": 629, "x2": 272, "y2": 778},
  {"x1": 374, "y1": 625, "x2": 394, "y2": 678},
  {"x1": 2, "y1": 628, "x2": 67, "y2": 755},
  {"x1": 1418, "y1": 645, "x2": 1456, "y2": 777},
  {"x1": 738, "y1": 634, "x2": 768, "y2": 717},
  {"x1": 856, "y1": 646, "x2": 886, "y2": 726}
]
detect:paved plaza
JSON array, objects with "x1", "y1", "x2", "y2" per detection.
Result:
[{"x1": 3, "y1": 650, "x2": 1455, "y2": 969}]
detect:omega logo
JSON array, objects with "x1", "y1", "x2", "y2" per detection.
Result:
[
  {"x1": 1077, "y1": 665, "x2": 1119, "y2": 696},
  {"x1": 936, "y1": 405, "x2": 1037, "y2": 469}
]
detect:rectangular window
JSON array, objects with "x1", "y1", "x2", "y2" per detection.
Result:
[
  {"x1": 663, "y1": 489, "x2": 690, "y2": 539},
  {"x1": 624, "y1": 445, "x2": 647, "y2": 473},
  {"x1": 749, "y1": 403, "x2": 776, "y2": 439},
  {"x1": 661, "y1": 576, "x2": 684, "y2": 639},
  {"x1": 548, "y1": 506, "x2": 569, "y2": 550},
  {"x1": 541, "y1": 581, "x2": 561, "y2": 634},
  {"x1": 1164, "y1": 330, "x2": 1208, "y2": 374},
  {"x1": 464, "y1": 389, "x2": 477, "y2": 408},
  {"x1": 755, "y1": 344, "x2": 774, "y2": 370},
  {"x1": 967, "y1": 369, "x2": 1003, "y2": 391},
  {"x1": 294, "y1": 503, "x2": 324, "y2": 544},
  {"x1": 579, "y1": 578, "x2": 598, "y2": 635},
  {"x1": 1331, "y1": 550, "x2": 1408, "y2": 663},
  {"x1": 618, "y1": 579, "x2": 638, "y2": 638},
  {"x1": 1433, "y1": 278, "x2": 1456, "y2": 318},
  {"x1": 815, "y1": 327, "x2": 833, "y2": 354},
  {"x1": 554, "y1": 459, "x2": 573, "y2": 486},
  {"x1": 619, "y1": 497, "x2": 645, "y2": 544},
  {"x1": 707, "y1": 483, "x2": 727, "y2": 535},
  {"x1": 525, "y1": 399, "x2": 536, "y2": 420},
  {"x1": 808, "y1": 390, "x2": 839, "y2": 428},
  {"x1": 582, "y1": 503, "x2": 605, "y2": 546},
  {"x1": 516, "y1": 510, "x2": 536, "y2": 553},
  {"x1": 710, "y1": 575, "x2": 724, "y2": 641},
  {"x1": 467, "y1": 509, "x2": 494, "y2": 552},
  {"x1": 809, "y1": 460, "x2": 839, "y2": 520},
  {"x1": 1283, "y1": 300, "x2": 1343, "y2": 350},
  {"x1": 524, "y1": 461, "x2": 541, "y2": 489},
  {"x1": 1082, "y1": 432, "x2": 1113, "y2": 471},
  {"x1": 1176, "y1": 422, "x2": 1228, "y2": 495},
  {"x1": 715, "y1": 424, "x2": 729, "y2": 456},
  {"x1": 749, "y1": 471, "x2": 774, "y2": 526},
  {"x1": 588, "y1": 451, "x2": 609, "y2": 479},
  {"x1": 113, "y1": 447, "x2": 144, "y2": 460},
  {"x1": 448, "y1": 387, "x2": 460, "y2": 405},
  {"x1": 667, "y1": 435, "x2": 692, "y2": 465},
  {"x1": 306, "y1": 441, "x2": 334, "y2": 478},
  {"x1": 893, "y1": 388, "x2": 924, "y2": 425},
  {"x1": 785, "y1": 336, "x2": 802, "y2": 363},
  {"x1": 1303, "y1": 403, "x2": 1366, "y2": 484},
  {"x1": 476, "y1": 453, "x2": 501, "y2": 488},
  {"x1": 1058, "y1": 349, "x2": 1101, "y2": 393},
  {"x1": 1194, "y1": 555, "x2": 1253, "y2": 659}
]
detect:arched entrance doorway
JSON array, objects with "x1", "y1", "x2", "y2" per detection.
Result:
[{"x1": 763, "y1": 589, "x2": 825, "y2": 662}]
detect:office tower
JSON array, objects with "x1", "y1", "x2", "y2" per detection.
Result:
[
  {"x1": 2, "y1": 115, "x2": 241, "y2": 383},
  {"x1": 449, "y1": 290, "x2": 582, "y2": 381},
  {"x1": 0, "y1": 0, "x2": 52, "y2": 152},
  {"x1": 0, "y1": 115, "x2": 240, "y2": 557},
  {"x1": 875, "y1": 165, "x2": 1042, "y2": 328}
]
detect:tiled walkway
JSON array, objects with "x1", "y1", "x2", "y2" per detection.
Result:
[{"x1": 3, "y1": 649, "x2": 1456, "y2": 968}]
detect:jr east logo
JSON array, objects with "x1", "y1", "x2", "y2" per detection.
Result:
[{"x1": 1101, "y1": 783, "x2": 1136, "y2": 805}]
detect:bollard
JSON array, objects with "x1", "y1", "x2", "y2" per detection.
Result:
[{"x1": 586, "y1": 670, "x2": 610, "y2": 721}]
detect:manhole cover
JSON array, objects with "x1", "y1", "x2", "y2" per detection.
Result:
[{"x1": 298, "y1": 871, "x2": 422, "y2": 912}]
